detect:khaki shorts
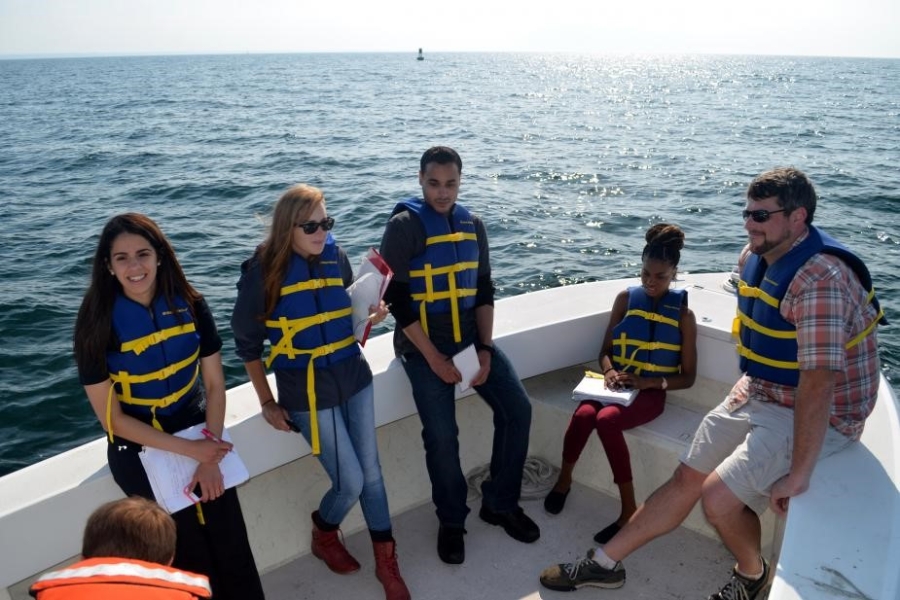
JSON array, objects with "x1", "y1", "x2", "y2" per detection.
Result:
[{"x1": 681, "y1": 398, "x2": 854, "y2": 514}]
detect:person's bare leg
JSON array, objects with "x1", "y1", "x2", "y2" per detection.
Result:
[
  {"x1": 702, "y1": 472, "x2": 763, "y2": 576},
  {"x1": 602, "y1": 463, "x2": 707, "y2": 562}
]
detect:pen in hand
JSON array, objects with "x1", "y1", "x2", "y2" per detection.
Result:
[
  {"x1": 201, "y1": 428, "x2": 231, "y2": 451},
  {"x1": 200, "y1": 428, "x2": 222, "y2": 443}
]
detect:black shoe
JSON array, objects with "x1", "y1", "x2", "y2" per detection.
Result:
[
  {"x1": 540, "y1": 549, "x2": 626, "y2": 591},
  {"x1": 437, "y1": 525, "x2": 466, "y2": 564},
  {"x1": 479, "y1": 506, "x2": 540, "y2": 543},
  {"x1": 708, "y1": 557, "x2": 770, "y2": 600},
  {"x1": 593, "y1": 522, "x2": 621, "y2": 544},
  {"x1": 544, "y1": 489, "x2": 570, "y2": 515}
]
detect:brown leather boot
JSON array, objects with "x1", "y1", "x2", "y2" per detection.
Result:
[
  {"x1": 310, "y1": 512, "x2": 360, "y2": 574},
  {"x1": 373, "y1": 539, "x2": 411, "y2": 600}
]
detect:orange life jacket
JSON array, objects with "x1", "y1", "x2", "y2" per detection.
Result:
[{"x1": 29, "y1": 557, "x2": 211, "y2": 600}]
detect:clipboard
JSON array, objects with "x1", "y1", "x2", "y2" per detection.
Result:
[
  {"x1": 139, "y1": 425, "x2": 249, "y2": 514},
  {"x1": 347, "y1": 248, "x2": 393, "y2": 346}
]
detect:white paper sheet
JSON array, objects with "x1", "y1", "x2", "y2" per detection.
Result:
[
  {"x1": 139, "y1": 425, "x2": 249, "y2": 514},
  {"x1": 572, "y1": 372, "x2": 638, "y2": 406},
  {"x1": 452, "y1": 344, "x2": 481, "y2": 394}
]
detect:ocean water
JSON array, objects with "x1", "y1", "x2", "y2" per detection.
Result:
[{"x1": 1, "y1": 52, "x2": 899, "y2": 477}]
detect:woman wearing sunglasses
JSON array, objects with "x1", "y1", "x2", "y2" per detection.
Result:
[
  {"x1": 543, "y1": 223, "x2": 698, "y2": 544},
  {"x1": 231, "y1": 184, "x2": 410, "y2": 600},
  {"x1": 73, "y1": 213, "x2": 265, "y2": 600}
]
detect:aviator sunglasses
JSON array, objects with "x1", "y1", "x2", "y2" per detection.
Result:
[
  {"x1": 742, "y1": 208, "x2": 786, "y2": 223},
  {"x1": 296, "y1": 217, "x2": 335, "y2": 234}
]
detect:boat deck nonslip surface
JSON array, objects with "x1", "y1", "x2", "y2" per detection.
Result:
[{"x1": 261, "y1": 482, "x2": 735, "y2": 600}]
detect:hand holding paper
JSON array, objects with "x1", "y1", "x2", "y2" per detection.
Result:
[
  {"x1": 452, "y1": 344, "x2": 481, "y2": 394},
  {"x1": 572, "y1": 370, "x2": 637, "y2": 406},
  {"x1": 366, "y1": 301, "x2": 391, "y2": 326},
  {"x1": 347, "y1": 248, "x2": 393, "y2": 346}
]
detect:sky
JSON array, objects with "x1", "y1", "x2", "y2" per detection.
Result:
[{"x1": 1, "y1": 0, "x2": 899, "y2": 59}]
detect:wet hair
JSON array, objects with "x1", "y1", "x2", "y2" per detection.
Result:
[
  {"x1": 747, "y1": 167, "x2": 817, "y2": 225},
  {"x1": 420, "y1": 146, "x2": 462, "y2": 174},
  {"x1": 642, "y1": 223, "x2": 685, "y2": 269},
  {"x1": 81, "y1": 497, "x2": 176, "y2": 565},
  {"x1": 73, "y1": 213, "x2": 201, "y2": 374},
  {"x1": 257, "y1": 184, "x2": 326, "y2": 318}
]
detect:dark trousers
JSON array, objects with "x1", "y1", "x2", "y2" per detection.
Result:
[
  {"x1": 107, "y1": 441, "x2": 265, "y2": 600},
  {"x1": 401, "y1": 344, "x2": 532, "y2": 526}
]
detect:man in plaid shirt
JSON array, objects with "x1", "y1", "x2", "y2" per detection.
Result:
[{"x1": 540, "y1": 167, "x2": 883, "y2": 600}]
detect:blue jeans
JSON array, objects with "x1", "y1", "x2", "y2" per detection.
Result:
[
  {"x1": 288, "y1": 383, "x2": 391, "y2": 532},
  {"x1": 401, "y1": 345, "x2": 532, "y2": 526}
]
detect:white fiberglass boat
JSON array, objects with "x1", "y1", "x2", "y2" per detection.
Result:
[{"x1": 1, "y1": 272, "x2": 897, "y2": 599}]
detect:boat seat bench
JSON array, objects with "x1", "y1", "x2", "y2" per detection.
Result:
[{"x1": 522, "y1": 365, "x2": 759, "y2": 540}]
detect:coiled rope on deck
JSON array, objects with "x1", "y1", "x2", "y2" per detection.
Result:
[{"x1": 465, "y1": 455, "x2": 560, "y2": 503}]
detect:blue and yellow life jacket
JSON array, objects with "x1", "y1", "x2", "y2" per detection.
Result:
[
  {"x1": 610, "y1": 287, "x2": 685, "y2": 376},
  {"x1": 734, "y1": 225, "x2": 884, "y2": 386},
  {"x1": 264, "y1": 236, "x2": 359, "y2": 454},
  {"x1": 106, "y1": 294, "x2": 201, "y2": 440},
  {"x1": 393, "y1": 198, "x2": 479, "y2": 343}
]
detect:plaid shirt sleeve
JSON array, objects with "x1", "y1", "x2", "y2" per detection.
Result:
[
  {"x1": 777, "y1": 252, "x2": 880, "y2": 438},
  {"x1": 783, "y1": 254, "x2": 849, "y2": 372}
]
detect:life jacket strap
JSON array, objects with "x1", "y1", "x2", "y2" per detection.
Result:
[
  {"x1": 425, "y1": 232, "x2": 478, "y2": 246},
  {"x1": 410, "y1": 261, "x2": 479, "y2": 344},
  {"x1": 264, "y1": 307, "x2": 353, "y2": 368},
  {"x1": 623, "y1": 308, "x2": 679, "y2": 329},
  {"x1": 280, "y1": 277, "x2": 344, "y2": 297},
  {"x1": 612, "y1": 333, "x2": 682, "y2": 375},
  {"x1": 738, "y1": 281, "x2": 780, "y2": 308},
  {"x1": 120, "y1": 323, "x2": 197, "y2": 355},
  {"x1": 290, "y1": 335, "x2": 358, "y2": 455}
]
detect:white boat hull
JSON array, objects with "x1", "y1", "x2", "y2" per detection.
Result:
[{"x1": 1, "y1": 273, "x2": 897, "y2": 599}]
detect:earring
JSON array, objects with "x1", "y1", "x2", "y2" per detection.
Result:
[{"x1": 157, "y1": 261, "x2": 161, "y2": 266}]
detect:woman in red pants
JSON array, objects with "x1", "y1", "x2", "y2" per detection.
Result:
[{"x1": 544, "y1": 223, "x2": 697, "y2": 544}]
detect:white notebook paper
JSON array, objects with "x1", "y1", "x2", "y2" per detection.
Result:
[
  {"x1": 572, "y1": 371, "x2": 638, "y2": 407},
  {"x1": 139, "y1": 425, "x2": 249, "y2": 514},
  {"x1": 452, "y1": 344, "x2": 481, "y2": 394}
]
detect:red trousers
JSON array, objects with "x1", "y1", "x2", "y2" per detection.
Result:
[{"x1": 562, "y1": 389, "x2": 666, "y2": 484}]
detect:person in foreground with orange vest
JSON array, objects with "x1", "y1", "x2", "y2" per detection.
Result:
[
  {"x1": 543, "y1": 224, "x2": 697, "y2": 544},
  {"x1": 73, "y1": 213, "x2": 264, "y2": 600},
  {"x1": 231, "y1": 184, "x2": 410, "y2": 600},
  {"x1": 30, "y1": 496, "x2": 211, "y2": 599},
  {"x1": 539, "y1": 167, "x2": 884, "y2": 600}
]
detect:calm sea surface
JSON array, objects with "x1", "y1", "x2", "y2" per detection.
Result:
[{"x1": 1, "y1": 52, "x2": 899, "y2": 476}]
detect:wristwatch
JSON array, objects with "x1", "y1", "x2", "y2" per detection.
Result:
[
  {"x1": 475, "y1": 342, "x2": 496, "y2": 356},
  {"x1": 661, "y1": 377, "x2": 668, "y2": 390}
]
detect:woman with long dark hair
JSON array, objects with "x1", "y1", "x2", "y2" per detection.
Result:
[{"x1": 73, "y1": 213, "x2": 264, "y2": 600}]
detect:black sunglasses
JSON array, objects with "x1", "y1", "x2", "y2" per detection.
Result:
[
  {"x1": 296, "y1": 217, "x2": 335, "y2": 234},
  {"x1": 742, "y1": 209, "x2": 786, "y2": 223}
]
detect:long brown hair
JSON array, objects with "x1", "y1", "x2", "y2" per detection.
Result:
[
  {"x1": 257, "y1": 184, "x2": 326, "y2": 318},
  {"x1": 73, "y1": 213, "x2": 202, "y2": 373}
]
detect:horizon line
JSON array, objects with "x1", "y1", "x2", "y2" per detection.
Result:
[{"x1": 2, "y1": 49, "x2": 899, "y2": 61}]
